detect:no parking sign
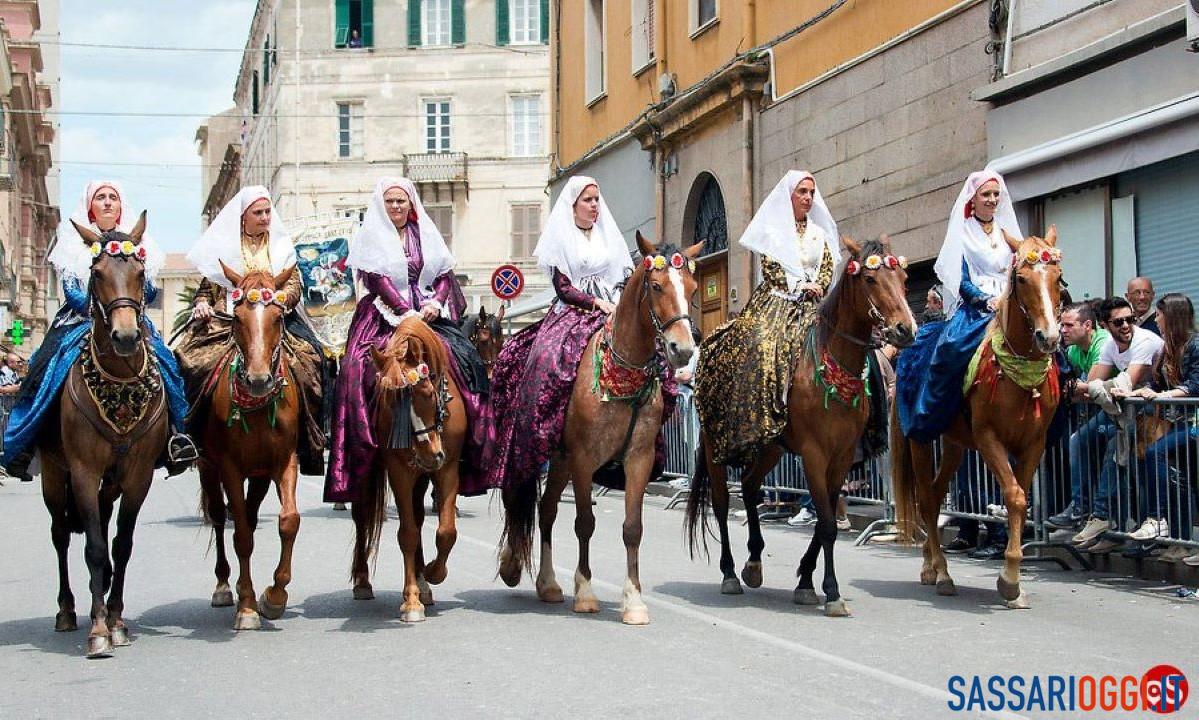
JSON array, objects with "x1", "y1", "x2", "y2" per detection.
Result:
[{"x1": 491, "y1": 264, "x2": 524, "y2": 301}]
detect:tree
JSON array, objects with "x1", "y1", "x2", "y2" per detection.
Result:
[{"x1": 172, "y1": 284, "x2": 199, "y2": 335}]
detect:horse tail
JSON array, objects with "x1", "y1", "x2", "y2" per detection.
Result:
[
  {"x1": 889, "y1": 402, "x2": 918, "y2": 544},
  {"x1": 357, "y1": 466, "x2": 390, "y2": 570},
  {"x1": 684, "y1": 433, "x2": 712, "y2": 561},
  {"x1": 499, "y1": 479, "x2": 539, "y2": 576}
]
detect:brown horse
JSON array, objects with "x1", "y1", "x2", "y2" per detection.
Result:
[
  {"x1": 350, "y1": 316, "x2": 466, "y2": 622},
  {"x1": 892, "y1": 229, "x2": 1062, "y2": 609},
  {"x1": 498, "y1": 233, "x2": 701, "y2": 625},
  {"x1": 463, "y1": 305, "x2": 505, "y2": 379},
  {"x1": 198, "y1": 262, "x2": 302, "y2": 630},
  {"x1": 40, "y1": 213, "x2": 168, "y2": 657},
  {"x1": 685, "y1": 236, "x2": 916, "y2": 617}
]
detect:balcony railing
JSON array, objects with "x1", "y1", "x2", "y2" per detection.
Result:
[{"x1": 402, "y1": 152, "x2": 469, "y2": 185}]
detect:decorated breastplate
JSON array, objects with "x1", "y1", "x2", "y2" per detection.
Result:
[{"x1": 78, "y1": 333, "x2": 164, "y2": 435}]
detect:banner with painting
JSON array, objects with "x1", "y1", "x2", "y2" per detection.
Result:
[{"x1": 295, "y1": 237, "x2": 356, "y2": 356}]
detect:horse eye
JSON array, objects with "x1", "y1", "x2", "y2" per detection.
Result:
[
  {"x1": 865, "y1": 276, "x2": 877, "y2": 285},
  {"x1": 651, "y1": 283, "x2": 663, "y2": 292},
  {"x1": 1017, "y1": 276, "x2": 1027, "y2": 284}
]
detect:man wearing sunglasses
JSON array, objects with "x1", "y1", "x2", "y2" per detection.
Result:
[{"x1": 1069, "y1": 297, "x2": 1165, "y2": 548}]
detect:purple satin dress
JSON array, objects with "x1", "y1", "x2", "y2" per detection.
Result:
[
  {"x1": 484, "y1": 269, "x2": 678, "y2": 491},
  {"x1": 323, "y1": 224, "x2": 488, "y2": 502}
]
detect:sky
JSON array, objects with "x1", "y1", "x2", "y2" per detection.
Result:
[{"x1": 56, "y1": 1, "x2": 256, "y2": 253}]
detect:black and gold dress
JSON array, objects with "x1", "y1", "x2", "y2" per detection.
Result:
[{"x1": 696, "y1": 231, "x2": 833, "y2": 467}]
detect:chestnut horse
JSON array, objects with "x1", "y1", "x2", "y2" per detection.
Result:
[
  {"x1": 350, "y1": 316, "x2": 466, "y2": 622},
  {"x1": 40, "y1": 213, "x2": 168, "y2": 657},
  {"x1": 892, "y1": 229, "x2": 1062, "y2": 609},
  {"x1": 685, "y1": 236, "x2": 916, "y2": 617},
  {"x1": 198, "y1": 262, "x2": 302, "y2": 630},
  {"x1": 498, "y1": 233, "x2": 701, "y2": 625},
  {"x1": 463, "y1": 305, "x2": 505, "y2": 379}
]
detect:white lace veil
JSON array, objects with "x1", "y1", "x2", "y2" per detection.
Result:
[
  {"x1": 347, "y1": 177, "x2": 454, "y2": 292},
  {"x1": 51, "y1": 180, "x2": 166, "y2": 282},
  {"x1": 534, "y1": 175, "x2": 631, "y2": 288},
  {"x1": 934, "y1": 171, "x2": 1022, "y2": 314},
  {"x1": 188, "y1": 186, "x2": 297, "y2": 289},
  {"x1": 738, "y1": 170, "x2": 840, "y2": 279}
]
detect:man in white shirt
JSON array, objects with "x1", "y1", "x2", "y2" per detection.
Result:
[{"x1": 1089, "y1": 298, "x2": 1164, "y2": 387}]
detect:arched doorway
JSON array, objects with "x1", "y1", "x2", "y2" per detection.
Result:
[{"x1": 683, "y1": 172, "x2": 729, "y2": 337}]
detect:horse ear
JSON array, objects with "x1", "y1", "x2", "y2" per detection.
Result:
[
  {"x1": 683, "y1": 240, "x2": 705, "y2": 260},
  {"x1": 878, "y1": 233, "x2": 892, "y2": 253},
  {"x1": 635, "y1": 231, "x2": 656, "y2": 257},
  {"x1": 496, "y1": 304, "x2": 506, "y2": 321},
  {"x1": 842, "y1": 235, "x2": 861, "y2": 257},
  {"x1": 1002, "y1": 229, "x2": 1022, "y2": 253},
  {"x1": 72, "y1": 219, "x2": 101, "y2": 246},
  {"x1": 1044, "y1": 224, "x2": 1058, "y2": 247},
  {"x1": 274, "y1": 263, "x2": 297, "y2": 290},
  {"x1": 128, "y1": 210, "x2": 148, "y2": 245},
  {"x1": 219, "y1": 259, "x2": 243, "y2": 288},
  {"x1": 478, "y1": 306, "x2": 487, "y2": 321}
]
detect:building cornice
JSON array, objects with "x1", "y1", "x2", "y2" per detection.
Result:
[{"x1": 630, "y1": 59, "x2": 769, "y2": 150}]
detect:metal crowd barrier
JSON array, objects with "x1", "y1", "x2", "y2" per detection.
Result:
[{"x1": 659, "y1": 390, "x2": 1199, "y2": 568}]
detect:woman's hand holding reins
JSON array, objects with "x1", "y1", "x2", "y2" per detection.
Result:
[
  {"x1": 797, "y1": 282, "x2": 824, "y2": 300},
  {"x1": 192, "y1": 301, "x2": 214, "y2": 322},
  {"x1": 420, "y1": 304, "x2": 440, "y2": 322},
  {"x1": 593, "y1": 299, "x2": 616, "y2": 315}
]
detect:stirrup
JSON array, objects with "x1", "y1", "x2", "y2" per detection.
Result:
[{"x1": 168, "y1": 433, "x2": 200, "y2": 465}]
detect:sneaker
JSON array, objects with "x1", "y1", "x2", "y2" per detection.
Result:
[
  {"x1": 1086, "y1": 538, "x2": 1124, "y2": 553},
  {"x1": 666, "y1": 477, "x2": 690, "y2": 490},
  {"x1": 787, "y1": 508, "x2": 817, "y2": 526},
  {"x1": 1047, "y1": 502, "x2": 1086, "y2": 530},
  {"x1": 942, "y1": 537, "x2": 976, "y2": 554},
  {"x1": 836, "y1": 515, "x2": 851, "y2": 531},
  {"x1": 969, "y1": 543, "x2": 1006, "y2": 561},
  {"x1": 985, "y1": 504, "x2": 1009, "y2": 519},
  {"x1": 1183, "y1": 552, "x2": 1199, "y2": 567},
  {"x1": 1129, "y1": 518, "x2": 1169, "y2": 541},
  {"x1": 1157, "y1": 545, "x2": 1192, "y2": 562},
  {"x1": 1072, "y1": 517, "x2": 1112, "y2": 545},
  {"x1": 1121, "y1": 542, "x2": 1159, "y2": 559}
]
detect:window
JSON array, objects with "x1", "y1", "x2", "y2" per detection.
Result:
[
  {"x1": 424, "y1": 99, "x2": 451, "y2": 153},
  {"x1": 510, "y1": 95, "x2": 542, "y2": 157},
  {"x1": 423, "y1": 0, "x2": 452, "y2": 46},
  {"x1": 695, "y1": 0, "x2": 717, "y2": 29},
  {"x1": 584, "y1": 0, "x2": 606, "y2": 101},
  {"x1": 263, "y1": 35, "x2": 271, "y2": 86},
  {"x1": 251, "y1": 70, "x2": 260, "y2": 115},
  {"x1": 335, "y1": 0, "x2": 374, "y2": 48},
  {"x1": 511, "y1": 0, "x2": 540, "y2": 44},
  {"x1": 631, "y1": 0, "x2": 655, "y2": 72},
  {"x1": 337, "y1": 102, "x2": 364, "y2": 159},
  {"x1": 511, "y1": 203, "x2": 542, "y2": 257},
  {"x1": 426, "y1": 205, "x2": 453, "y2": 247}
]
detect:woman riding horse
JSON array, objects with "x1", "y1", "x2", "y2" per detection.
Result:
[
  {"x1": 695, "y1": 170, "x2": 841, "y2": 467},
  {"x1": 324, "y1": 176, "x2": 489, "y2": 504},
  {"x1": 2, "y1": 181, "x2": 195, "y2": 480},
  {"x1": 175, "y1": 186, "x2": 328, "y2": 476}
]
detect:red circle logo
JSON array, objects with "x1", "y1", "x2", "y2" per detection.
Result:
[{"x1": 1141, "y1": 665, "x2": 1188, "y2": 714}]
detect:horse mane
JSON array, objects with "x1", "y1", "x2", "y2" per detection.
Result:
[
  {"x1": 817, "y1": 237, "x2": 886, "y2": 346},
  {"x1": 387, "y1": 316, "x2": 449, "y2": 378},
  {"x1": 238, "y1": 270, "x2": 279, "y2": 290}
]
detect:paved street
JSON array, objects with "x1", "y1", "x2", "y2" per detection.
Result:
[{"x1": 1, "y1": 469, "x2": 1194, "y2": 719}]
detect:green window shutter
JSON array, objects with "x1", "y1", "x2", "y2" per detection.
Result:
[
  {"x1": 539, "y1": 0, "x2": 548, "y2": 44},
  {"x1": 334, "y1": 0, "x2": 349, "y2": 46},
  {"x1": 361, "y1": 0, "x2": 375, "y2": 46},
  {"x1": 496, "y1": 0, "x2": 509, "y2": 46},
  {"x1": 262, "y1": 36, "x2": 271, "y2": 85},
  {"x1": 408, "y1": 0, "x2": 423, "y2": 47},
  {"x1": 451, "y1": 0, "x2": 465, "y2": 46}
]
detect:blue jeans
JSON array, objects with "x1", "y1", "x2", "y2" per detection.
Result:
[
  {"x1": 1068, "y1": 411, "x2": 1116, "y2": 515},
  {"x1": 1137, "y1": 426, "x2": 1197, "y2": 540}
]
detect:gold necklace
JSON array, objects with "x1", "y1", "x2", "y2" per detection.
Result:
[{"x1": 975, "y1": 216, "x2": 996, "y2": 248}]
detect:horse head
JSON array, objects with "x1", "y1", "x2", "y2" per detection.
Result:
[
  {"x1": 371, "y1": 318, "x2": 450, "y2": 472},
  {"x1": 71, "y1": 211, "x2": 149, "y2": 357},
  {"x1": 840, "y1": 235, "x2": 917, "y2": 348},
  {"x1": 467, "y1": 305, "x2": 505, "y2": 377},
  {"x1": 221, "y1": 261, "x2": 294, "y2": 398},
  {"x1": 1003, "y1": 227, "x2": 1062, "y2": 354},
  {"x1": 634, "y1": 231, "x2": 703, "y2": 369}
]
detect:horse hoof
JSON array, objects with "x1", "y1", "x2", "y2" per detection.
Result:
[
  {"x1": 920, "y1": 569, "x2": 937, "y2": 585},
  {"x1": 109, "y1": 627, "x2": 131, "y2": 647},
  {"x1": 399, "y1": 605, "x2": 426, "y2": 623},
  {"x1": 936, "y1": 579, "x2": 958, "y2": 596},
  {"x1": 824, "y1": 599, "x2": 852, "y2": 617},
  {"x1": 234, "y1": 610, "x2": 261, "y2": 631},
  {"x1": 498, "y1": 551, "x2": 522, "y2": 588},
  {"x1": 424, "y1": 564, "x2": 448, "y2": 585},
  {"x1": 740, "y1": 562, "x2": 763, "y2": 589},
  {"x1": 86, "y1": 634, "x2": 113, "y2": 659},
  {"x1": 573, "y1": 597, "x2": 600, "y2": 614},
  {"x1": 1005, "y1": 591, "x2": 1031, "y2": 610},
  {"x1": 794, "y1": 588, "x2": 821, "y2": 606},
  {"x1": 720, "y1": 578, "x2": 744, "y2": 595},
  {"x1": 996, "y1": 575, "x2": 1021, "y2": 602},
  {"x1": 54, "y1": 612, "x2": 78, "y2": 632},
  {"x1": 211, "y1": 590, "x2": 235, "y2": 608},
  {"x1": 258, "y1": 592, "x2": 286, "y2": 621},
  {"x1": 537, "y1": 584, "x2": 565, "y2": 603},
  {"x1": 353, "y1": 585, "x2": 375, "y2": 601},
  {"x1": 622, "y1": 607, "x2": 650, "y2": 626}
]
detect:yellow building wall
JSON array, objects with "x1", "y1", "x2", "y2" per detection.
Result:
[{"x1": 557, "y1": 0, "x2": 966, "y2": 168}]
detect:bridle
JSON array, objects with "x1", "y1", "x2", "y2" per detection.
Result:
[
  {"x1": 1001, "y1": 248, "x2": 1061, "y2": 360},
  {"x1": 821, "y1": 264, "x2": 889, "y2": 350},
  {"x1": 88, "y1": 257, "x2": 146, "y2": 328},
  {"x1": 375, "y1": 358, "x2": 452, "y2": 447},
  {"x1": 230, "y1": 285, "x2": 288, "y2": 391},
  {"x1": 637, "y1": 266, "x2": 694, "y2": 336}
]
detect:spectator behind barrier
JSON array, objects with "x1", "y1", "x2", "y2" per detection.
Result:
[
  {"x1": 1126, "y1": 277, "x2": 1159, "y2": 337},
  {"x1": 1114, "y1": 293, "x2": 1199, "y2": 563}
]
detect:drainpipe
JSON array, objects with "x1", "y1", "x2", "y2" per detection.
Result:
[
  {"x1": 293, "y1": 0, "x2": 301, "y2": 211},
  {"x1": 742, "y1": 91, "x2": 757, "y2": 291}
]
